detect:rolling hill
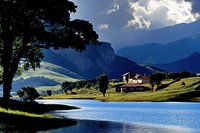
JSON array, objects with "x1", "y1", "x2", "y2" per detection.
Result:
[{"x1": 6, "y1": 62, "x2": 81, "y2": 92}]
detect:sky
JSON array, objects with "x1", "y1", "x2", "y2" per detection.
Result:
[{"x1": 70, "y1": 0, "x2": 200, "y2": 50}]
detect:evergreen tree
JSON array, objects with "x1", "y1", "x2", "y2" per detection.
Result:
[{"x1": 98, "y1": 73, "x2": 109, "y2": 97}]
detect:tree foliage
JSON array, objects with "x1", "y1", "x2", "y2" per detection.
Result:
[
  {"x1": 0, "y1": 0, "x2": 99, "y2": 108},
  {"x1": 167, "y1": 72, "x2": 196, "y2": 80},
  {"x1": 98, "y1": 73, "x2": 109, "y2": 97},
  {"x1": 46, "y1": 90, "x2": 52, "y2": 96},
  {"x1": 149, "y1": 73, "x2": 166, "y2": 91},
  {"x1": 16, "y1": 86, "x2": 39, "y2": 102},
  {"x1": 61, "y1": 79, "x2": 98, "y2": 93},
  {"x1": 61, "y1": 81, "x2": 73, "y2": 93}
]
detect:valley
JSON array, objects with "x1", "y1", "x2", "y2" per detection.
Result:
[{"x1": 41, "y1": 77, "x2": 200, "y2": 102}]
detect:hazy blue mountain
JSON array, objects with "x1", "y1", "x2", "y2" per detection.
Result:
[
  {"x1": 117, "y1": 35, "x2": 200, "y2": 64},
  {"x1": 155, "y1": 52, "x2": 200, "y2": 73},
  {"x1": 115, "y1": 19, "x2": 200, "y2": 50},
  {"x1": 43, "y1": 42, "x2": 155, "y2": 79}
]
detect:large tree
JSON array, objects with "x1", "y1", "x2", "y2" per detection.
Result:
[{"x1": 0, "y1": 0, "x2": 98, "y2": 108}]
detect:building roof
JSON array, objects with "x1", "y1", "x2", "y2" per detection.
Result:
[
  {"x1": 123, "y1": 72, "x2": 130, "y2": 76},
  {"x1": 130, "y1": 76, "x2": 149, "y2": 80},
  {"x1": 139, "y1": 76, "x2": 149, "y2": 80},
  {"x1": 120, "y1": 84, "x2": 144, "y2": 88}
]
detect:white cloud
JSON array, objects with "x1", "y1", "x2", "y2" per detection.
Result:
[
  {"x1": 97, "y1": 24, "x2": 109, "y2": 30},
  {"x1": 128, "y1": 0, "x2": 200, "y2": 29},
  {"x1": 128, "y1": 15, "x2": 151, "y2": 29},
  {"x1": 106, "y1": 1, "x2": 120, "y2": 14}
]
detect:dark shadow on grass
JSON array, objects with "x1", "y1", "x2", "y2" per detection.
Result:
[
  {"x1": 0, "y1": 112, "x2": 77, "y2": 132},
  {"x1": 0, "y1": 98, "x2": 79, "y2": 114},
  {"x1": 169, "y1": 91, "x2": 200, "y2": 101},
  {"x1": 0, "y1": 98, "x2": 78, "y2": 132},
  {"x1": 157, "y1": 79, "x2": 180, "y2": 91}
]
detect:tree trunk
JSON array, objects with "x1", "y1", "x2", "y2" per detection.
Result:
[
  {"x1": 103, "y1": 91, "x2": 106, "y2": 97},
  {"x1": 1, "y1": 34, "x2": 14, "y2": 109},
  {"x1": 2, "y1": 73, "x2": 13, "y2": 109}
]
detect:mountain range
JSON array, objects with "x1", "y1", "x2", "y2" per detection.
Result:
[
  {"x1": 115, "y1": 19, "x2": 200, "y2": 50},
  {"x1": 117, "y1": 35, "x2": 200, "y2": 64},
  {"x1": 155, "y1": 52, "x2": 200, "y2": 73}
]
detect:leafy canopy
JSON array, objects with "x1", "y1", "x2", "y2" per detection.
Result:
[
  {"x1": 0, "y1": 0, "x2": 99, "y2": 108},
  {"x1": 0, "y1": 0, "x2": 99, "y2": 71}
]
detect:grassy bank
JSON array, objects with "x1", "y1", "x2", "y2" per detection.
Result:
[
  {"x1": 42, "y1": 77, "x2": 200, "y2": 102},
  {"x1": 0, "y1": 98, "x2": 79, "y2": 132}
]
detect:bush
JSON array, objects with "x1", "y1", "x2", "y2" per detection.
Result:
[
  {"x1": 17, "y1": 86, "x2": 39, "y2": 102},
  {"x1": 46, "y1": 90, "x2": 52, "y2": 96}
]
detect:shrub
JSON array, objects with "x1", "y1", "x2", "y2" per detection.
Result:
[
  {"x1": 46, "y1": 90, "x2": 52, "y2": 96},
  {"x1": 17, "y1": 86, "x2": 39, "y2": 102}
]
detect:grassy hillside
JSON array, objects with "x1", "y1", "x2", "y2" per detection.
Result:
[
  {"x1": 12, "y1": 62, "x2": 80, "y2": 92},
  {"x1": 42, "y1": 77, "x2": 200, "y2": 102}
]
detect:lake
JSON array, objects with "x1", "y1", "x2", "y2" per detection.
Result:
[{"x1": 37, "y1": 100, "x2": 200, "y2": 133}]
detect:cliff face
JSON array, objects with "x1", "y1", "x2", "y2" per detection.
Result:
[{"x1": 43, "y1": 42, "x2": 153, "y2": 79}]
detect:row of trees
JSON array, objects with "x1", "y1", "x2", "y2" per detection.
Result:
[
  {"x1": 61, "y1": 79, "x2": 98, "y2": 93},
  {"x1": 61, "y1": 73, "x2": 109, "y2": 96}
]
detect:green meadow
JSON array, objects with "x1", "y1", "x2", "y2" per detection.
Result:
[{"x1": 42, "y1": 77, "x2": 200, "y2": 102}]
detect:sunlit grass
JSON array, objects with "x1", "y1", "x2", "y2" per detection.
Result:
[
  {"x1": 43, "y1": 93, "x2": 96, "y2": 99},
  {"x1": 42, "y1": 77, "x2": 200, "y2": 102},
  {"x1": 37, "y1": 85, "x2": 61, "y2": 91},
  {"x1": 0, "y1": 107, "x2": 55, "y2": 119}
]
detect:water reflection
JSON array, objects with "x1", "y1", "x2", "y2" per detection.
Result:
[{"x1": 44, "y1": 120, "x2": 196, "y2": 133}]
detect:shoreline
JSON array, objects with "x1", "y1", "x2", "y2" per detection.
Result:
[
  {"x1": 0, "y1": 98, "x2": 79, "y2": 132},
  {"x1": 39, "y1": 96, "x2": 200, "y2": 102}
]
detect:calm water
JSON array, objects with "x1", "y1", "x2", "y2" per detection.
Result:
[{"x1": 37, "y1": 100, "x2": 200, "y2": 133}]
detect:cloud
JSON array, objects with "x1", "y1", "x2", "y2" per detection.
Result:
[
  {"x1": 106, "y1": 2, "x2": 120, "y2": 14},
  {"x1": 128, "y1": 0, "x2": 200, "y2": 29},
  {"x1": 71, "y1": 0, "x2": 200, "y2": 50},
  {"x1": 97, "y1": 24, "x2": 109, "y2": 30},
  {"x1": 128, "y1": 15, "x2": 151, "y2": 29}
]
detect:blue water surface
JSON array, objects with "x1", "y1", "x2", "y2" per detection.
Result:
[{"x1": 37, "y1": 100, "x2": 200, "y2": 133}]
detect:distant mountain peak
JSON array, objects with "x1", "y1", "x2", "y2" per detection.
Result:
[
  {"x1": 117, "y1": 34, "x2": 200, "y2": 64},
  {"x1": 188, "y1": 52, "x2": 200, "y2": 57},
  {"x1": 155, "y1": 52, "x2": 200, "y2": 73}
]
